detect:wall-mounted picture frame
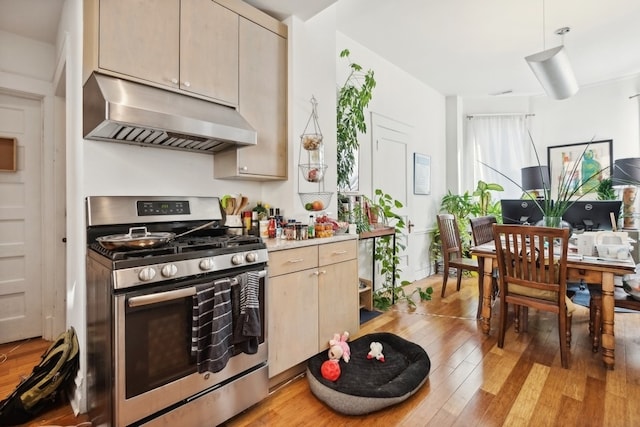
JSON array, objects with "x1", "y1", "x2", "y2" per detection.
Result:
[
  {"x1": 413, "y1": 153, "x2": 431, "y2": 195},
  {"x1": 547, "y1": 139, "x2": 613, "y2": 199}
]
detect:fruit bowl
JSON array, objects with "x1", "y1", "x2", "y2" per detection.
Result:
[
  {"x1": 299, "y1": 192, "x2": 333, "y2": 212},
  {"x1": 299, "y1": 164, "x2": 328, "y2": 183},
  {"x1": 301, "y1": 133, "x2": 323, "y2": 150}
]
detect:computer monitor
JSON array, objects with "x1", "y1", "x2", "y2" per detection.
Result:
[
  {"x1": 500, "y1": 199, "x2": 544, "y2": 225},
  {"x1": 562, "y1": 200, "x2": 622, "y2": 231}
]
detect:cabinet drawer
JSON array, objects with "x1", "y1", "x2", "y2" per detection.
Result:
[
  {"x1": 268, "y1": 246, "x2": 318, "y2": 277},
  {"x1": 319, "y1": 240, "x2": 357, "y2": 266}
]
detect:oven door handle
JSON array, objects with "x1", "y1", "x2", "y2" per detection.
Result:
[
  {"x1": 127, "y1": 270, "x2": 267, "y2": 308},
  {"x1": 128, "y1": 287, "x2": 197, "y2": 308}
]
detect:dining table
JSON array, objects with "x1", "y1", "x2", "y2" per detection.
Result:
[{"x1": 471, "y1": 240, "x2": 636, "y2": 370}]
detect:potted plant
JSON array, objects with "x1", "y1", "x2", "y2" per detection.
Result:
[
  {"x1": 429, "y1": 180, "x2": 503, "y2": 272},
  {"x1": 481, "y1": 134, "x2": 610, "y2": 225},
  {"x1": 336, "y1": 49, "x2": 376, "y2": 192},
  {"x1": 363, "y1": 189, "x2": 433, "y2": 310}
]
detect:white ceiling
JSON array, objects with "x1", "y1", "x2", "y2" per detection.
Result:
[{"x1": 3, "y1": 0, "x2": 640, "y2": 97}]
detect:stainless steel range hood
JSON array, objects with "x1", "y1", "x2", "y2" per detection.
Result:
[{"x1": 83, "y1": 73, "x2": 257, "y2": 153}]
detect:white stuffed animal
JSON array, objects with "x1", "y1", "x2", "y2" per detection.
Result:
[{"x1": 367, "y1": 341, "x2": 385, "y2": 362}]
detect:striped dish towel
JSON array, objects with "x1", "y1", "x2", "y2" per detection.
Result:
[{"x1": 191, "y1": 278, "x2": 233, "y2": 373}]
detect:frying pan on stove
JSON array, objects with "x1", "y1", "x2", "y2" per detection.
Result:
[{"x1": 96, "y1": 220, "x2": 219, "y2": 250}]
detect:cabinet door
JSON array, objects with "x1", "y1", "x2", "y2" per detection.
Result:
[
  {"x1": 180, "y1": 0, "x2": 239, "y2": 105},
  {"x1": 268, "y1": 270, "x2": 319, "y2": 377},
  {"x1": 318, "y1": 259, "x2": 360, "y2": 350},
  {"x1": 99, "y1": 0, "x2": 180, "y2": 88},
  {"x1": 236, "y1": 17, "x2": 287, "y2": 178}
]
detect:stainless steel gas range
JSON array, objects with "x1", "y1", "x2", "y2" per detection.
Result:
[{"x1": 85, "y1": 196, "x2": 268, "y2": 427}]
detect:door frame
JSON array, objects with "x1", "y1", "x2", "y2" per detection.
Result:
[{"x1": 0, "y1": 68, "x2": 65, "y2": 341}]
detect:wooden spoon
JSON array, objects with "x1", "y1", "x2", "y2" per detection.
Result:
[{"x1": 235, "y1": 196, "x2": 249, "y2": 214}]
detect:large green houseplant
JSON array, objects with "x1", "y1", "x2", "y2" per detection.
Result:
[{"x1": 337, "y1": 49, "x2": 376, "y2": 191}]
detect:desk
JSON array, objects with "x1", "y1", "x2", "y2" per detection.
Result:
[
  {"x1": 360, "y1": 227, "x2": 396, "y2": 302},
  {"x1": 472, "y1": 241, "x2": 635, "y2": 369}
]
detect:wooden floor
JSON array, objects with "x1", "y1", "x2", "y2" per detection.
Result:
[{"x1": 2, "y1": 274, "x2": 640, "y2": 426}]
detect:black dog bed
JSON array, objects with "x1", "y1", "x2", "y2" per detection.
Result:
[{"x1": 307, "y1": 332, "x2": 430, "y2": 415}]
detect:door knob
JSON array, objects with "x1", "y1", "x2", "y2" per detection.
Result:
[{"x1": 408, "y1": 220, "x2": 414, "y2": 233}]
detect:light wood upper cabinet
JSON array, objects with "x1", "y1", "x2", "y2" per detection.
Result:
[
  {"x1": 93, "y1": 0, "x2": 239, "y2": 106},
  {"x1": 97, "y1": 0, "x2": 181, "y2": 89},
  {"x1": 180, "y1": 0, "x2": 239, "y2": 104},
  {"x1": 214, "y1": 17, "x2": 288, "y2": 180}
]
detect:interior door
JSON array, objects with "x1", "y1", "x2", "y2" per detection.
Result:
[
  {"x1": 371, "y1": 113, "x2": 413, "y2": 282},
  {"x1": 0, "y1": 92, "x2": 43, "y2": 342}
]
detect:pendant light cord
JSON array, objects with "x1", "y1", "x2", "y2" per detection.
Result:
[{"x1": 542, "y1": 0, "x2": 546, "y2": 49}]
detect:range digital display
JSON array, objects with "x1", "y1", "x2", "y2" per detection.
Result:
[{"x1": 137, "y1": 200, "x2": 191, "y2": 216}]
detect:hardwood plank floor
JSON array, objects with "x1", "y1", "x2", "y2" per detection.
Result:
[
  {"x1": 2, "y1": 274, "x2": 639, "y2": 426},
  {"x1": 0, "y1": 338, "x2": 90, "y2": 427}
]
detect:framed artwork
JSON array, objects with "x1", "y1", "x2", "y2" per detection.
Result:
[
  {"x1": 546, "y1": 139, "x2": 613, "y2": 198},
  {"x1": 413, "y1": 153, "x2": 431, "y2": 195}
]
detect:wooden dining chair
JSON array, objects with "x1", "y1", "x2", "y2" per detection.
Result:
[
  {"x1": 492, "y1": 224, "x2": 575, "y2": 369},
  {"x1": 436, "y1": 214, "x2": 479, "y2": 299},
  {"x1": 469, "y1": 215, "x2": 498, "y2": 318},
  {"x1": 588, "y1": 285, "x2": 640, "y2": 352}
]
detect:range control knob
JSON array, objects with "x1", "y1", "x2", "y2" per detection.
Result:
[
  {"x1": 161, "y1": 264, "x2": 178, "y2": 278},
  {"x1": 231, "y1": 254, "x2": 245, "y2": 266},
  {"x1": 199, "y1": 258, "x2": 215, "y2": 271},
  {"x1": 245, "y1": 252, "x2": 258, "y2": 263},
  {"x1": 138, "y1": 267, "x2": 156, "y2": 282}
]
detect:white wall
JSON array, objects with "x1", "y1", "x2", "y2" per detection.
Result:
[
  {"x1": 334, "y1": 32, "x2": 447, "y2": 280},
  {"x1": 460, "y1": 75, "x2": 640, "y2": 170},
  {"x1": 0, "y1": 30, "x2": 56, "y2": 81},
  {"x1": 530, "y1": 75, "x2": 640, "y2": 158}
]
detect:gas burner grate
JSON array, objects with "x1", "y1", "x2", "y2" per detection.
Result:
[{"x1": 90, "y1": 242, "x2": 178, "y2": 260}]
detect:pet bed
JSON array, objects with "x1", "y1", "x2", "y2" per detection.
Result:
[{"x1": 307, "y1": 332, "x2": 430, "y2": 415}]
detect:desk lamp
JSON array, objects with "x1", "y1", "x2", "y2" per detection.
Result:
[
  {"x1": 612, "y1": 158, "x2": 640, "y2": 229},
  {"x1": 521, "y1": 166, "x2": 550, "y2": 198}
]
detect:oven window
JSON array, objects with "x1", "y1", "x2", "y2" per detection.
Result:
[{"x1": 125, "y1": 297, "x2": 195, "y2": 398}]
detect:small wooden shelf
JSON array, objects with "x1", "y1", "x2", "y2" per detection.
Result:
[
  {"x1": 0, "y1": 137, "x2": 17, "y2": 172},
  {"x1": 359, "y1": 278, "x2": 373, "y2": 311}
]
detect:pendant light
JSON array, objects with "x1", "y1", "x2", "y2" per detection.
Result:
[{"x1": 525, "y1": 2, "x2": 578, "y2": 100}]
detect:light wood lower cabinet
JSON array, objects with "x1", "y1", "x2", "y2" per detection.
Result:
[{"x1": 267, "y1": 240, "x2": 359, "y2": 378}]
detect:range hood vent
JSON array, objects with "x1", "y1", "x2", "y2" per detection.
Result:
[{"x1": 83, "y1": 73, "x2": 257, "y2": 153}]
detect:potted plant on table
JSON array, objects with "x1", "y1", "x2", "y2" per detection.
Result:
[{"x1": 482, "y1": 134, "x2": 610, "y2": 225}]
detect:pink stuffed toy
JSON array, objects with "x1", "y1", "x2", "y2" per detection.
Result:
[{"x1": 328, "y1": 331, "x2": 351, "y2": 363}]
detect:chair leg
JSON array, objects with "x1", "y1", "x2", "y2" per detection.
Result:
[
  {"x1": 441, "y1": 268, "x2": 449, "y2": 298},
  {"x1": 456, "y1": 268, "x2": 463, "y2": 292},
  {"x1": 498, "y1": 301, "x2": 507, "y2": 348},
  {"x1": 514, "y1": 305, "x2": 520, "y2": 332},
  {"x1": 558, "y1": 311, "x2": 570, "y2": 369},
  {"x1": 476, "y1": 275, "x2": 483, "y2": 319},
  {"x1": 566, "y1": 313, "x2": 572, "y2": 347}
]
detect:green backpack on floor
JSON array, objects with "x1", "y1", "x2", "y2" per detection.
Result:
[{"x1": 0, "y1": 327, "x2": 80, "y2": 426}]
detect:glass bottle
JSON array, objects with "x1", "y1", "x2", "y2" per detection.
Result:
[
  {"x1": 267, "y1": 217, "x2": 276, "y2": 238},
  {"x1": 308, "y1": 214, "x2": 315, "y2": 239}
]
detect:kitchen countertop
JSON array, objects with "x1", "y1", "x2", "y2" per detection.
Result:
[{"x1": 264, "y1": 233, "x2": 358, "y2": 252}]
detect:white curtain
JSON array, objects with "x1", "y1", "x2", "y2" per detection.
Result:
[{"x1": 464, "y1": 115, "x2": 532, "y2": 199}]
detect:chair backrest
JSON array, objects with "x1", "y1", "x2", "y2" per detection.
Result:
[
  {"x1": 470, "y1": 215, "x2": 497, "y2": 246},
  {"x1": 437, "y1": 214, "x2": 463, "y2": 260},
  {"x1": 492, "y1": 224, "x2": 570, "y2": 312}
]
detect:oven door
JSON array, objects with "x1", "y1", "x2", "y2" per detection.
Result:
[{"x1": 114, "y1": 266, "x2": 267, "y2": 427}]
